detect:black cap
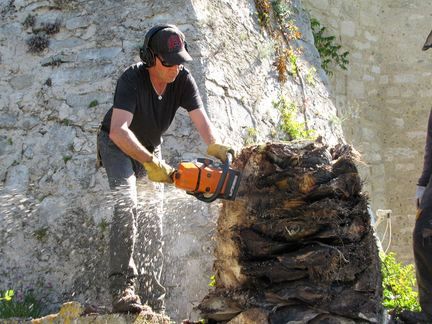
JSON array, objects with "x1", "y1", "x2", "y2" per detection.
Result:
[{"x1": 149, "y1": 27, "x2": 192, "y2": 65}]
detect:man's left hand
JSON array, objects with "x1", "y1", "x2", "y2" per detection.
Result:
[{"x1": 207, "y1": 143, "x2": 235, "y2": 163}]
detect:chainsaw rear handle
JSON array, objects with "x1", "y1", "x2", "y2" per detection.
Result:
[{"x1": 195, "y1": 152, "x2": 233, "y2": 203}]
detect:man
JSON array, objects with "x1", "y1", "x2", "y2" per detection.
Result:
[
  {"x1": 97, "y1": 24, "x2": 233, "y2": 313},
  {"x1": 399, "y1": 109, "x2": 432, "y2": 323}
]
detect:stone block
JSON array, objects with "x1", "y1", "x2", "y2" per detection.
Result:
[
  {"x1": 371, "y1": 65, "x2": 380, "y2": 74},
  {"x1": 362, "y1": 74, "x2": 375, "y2": 81},
  {"x1": 66, "y1": 16, "x2": 92, "y2": 30},
  {"x1": 0, "y1": 114, "x2": 18, "y2": 128},
  {"x1": 311, "y1": 0, "x2": 330, "y2": 10},
  {"x1": 395, "y1": 163, "x2": 415, "y2": 172},
  {"x1": 352, "y1": 40, "x2": 371, "y2": 50},
  {"x1": 385, "y1": 86, "x2": 400, "y2": 97},
  {"x1": 347, "y1": 79, "x2": 365, "y2": 98},
  {"x1": 341, "y1": 20, "x2": 356, "y2": 37},
  {"x1": 49, "y1": 37, "x2": 86, "y2": 50},
  {"x1": 5, "y1": 165, "x2": 29, "y2": 192},
  {"x1": 391, "y1": 117, "x2": 404, "y2": 128},
  {"x1": 364, "y1": 31, "x2": 378, "y2": 42},
  {"x1": 77, "y1": 48, "x2": 122, "y2": 62},
  {"x1": 394, "y1": 74, "x2": 416, "y2": 84},
  {"x1": 9, "y1": 74, "x2": 34, "y2": 90},
  {"x1": 379, "y1": 75, "x2": 388, "y2": 84}
]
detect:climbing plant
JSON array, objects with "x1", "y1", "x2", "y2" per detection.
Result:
[
  {"x1": 310, "y1": 17, "x2": 349, "y2": 76},
  {"x1": 254, "y1": 0, "x2": 303, "y2": 84},
  {"x1": 273, "y1": 96, "x2": 315, "y2": 140},
  {"x1": 254, "y1": 0, "x2": 271, "y2": 28}
]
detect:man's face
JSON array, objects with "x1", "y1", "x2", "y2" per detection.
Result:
[{"x1": 154, "y1": 56, "x2": 183, "y2": 83}]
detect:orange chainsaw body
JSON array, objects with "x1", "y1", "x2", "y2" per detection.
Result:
[{"x1": 173, "y1": 158, "x2": 241, "y2": 201}]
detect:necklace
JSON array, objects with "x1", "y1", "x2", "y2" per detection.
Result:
[{"x1": 151, "y1": 81, "x2": 166, "y2": 101}]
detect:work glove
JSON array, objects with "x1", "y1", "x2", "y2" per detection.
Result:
[
  {"x1": 207, "y1": 143, "x2": 235, "y2": 163},
  {"x1": 143, "y1": 156, "x2": 175, "y2": 183},
  {"x1": 416, "y1": 185, "x2": 426, "y2": 208}
]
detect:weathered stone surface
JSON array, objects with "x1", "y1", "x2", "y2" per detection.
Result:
[
  {"x1": 0, "y1": 0, "x2": 344, "y2": 322},
  {"x1": 5, "y1": 164, "x2": 29, "y2": 192}
]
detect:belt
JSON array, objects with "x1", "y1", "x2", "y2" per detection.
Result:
[
  {"x1": 100, "y1": 124, "x2": 110, "y2": 133},
  {"x1": 99, "y1": 124, "x2": 156, "y2": 153}
]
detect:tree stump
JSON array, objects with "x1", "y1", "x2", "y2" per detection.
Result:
[{"x1": 198, "y1": 141, "x2": 383, "y2": 323}]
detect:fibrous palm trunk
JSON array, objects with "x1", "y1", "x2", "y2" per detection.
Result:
[{"x1": 198, "y1": 141, "x2": 383, "y2": 324}]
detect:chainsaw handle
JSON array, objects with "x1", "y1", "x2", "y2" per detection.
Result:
[
  {"x1": 195, "y1": 152, "x2": 232, "y2": 203},
  {"x1": 225, "y1": 152, "x2": 233, "y2": 164}
]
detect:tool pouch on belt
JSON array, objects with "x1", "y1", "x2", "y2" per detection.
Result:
[
  {"x1": 96, "y1": 126, "x2": 103, "y2": 169},
  {"x1": 417, "y1": 208, "x2": 423, "y2": 220}
]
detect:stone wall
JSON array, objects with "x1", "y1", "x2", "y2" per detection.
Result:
[
  {"x1": 302, "y1": 0, "x2": 432, "y2": 263},
  {"x1": 0, "y1": 0, "x2": 343, "y2": 321}
]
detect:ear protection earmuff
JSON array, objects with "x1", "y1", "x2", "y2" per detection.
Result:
[{"x1": 139, "y1": 24, "x2": 189, "y2": 67}]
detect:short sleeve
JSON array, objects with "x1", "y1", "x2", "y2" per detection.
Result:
[
  {"x1": 113, "y1": 72, "x2": 137, "y2": 114},
  {"x1": 180, "y1": 73, "x2": 204, "y2": 112}
]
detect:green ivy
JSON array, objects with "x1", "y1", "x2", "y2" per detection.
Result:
[
  {"x1": 381, "y1": 252, "x2": 421, "y2": 312},
  {"x1": 310, "y1": 18, "x2": 349, "y2": 76}
]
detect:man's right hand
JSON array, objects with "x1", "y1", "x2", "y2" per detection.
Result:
[
  {"x1": 143, "y1": 156, "x2": 175, "y2": 183},
  {"x1": 416, "y1": 185, "x2": 426, "y2": 208}
]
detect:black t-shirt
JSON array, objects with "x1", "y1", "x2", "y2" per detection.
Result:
[{"x1": 101, "y1": 63, "x2": 203, "y2": 152}]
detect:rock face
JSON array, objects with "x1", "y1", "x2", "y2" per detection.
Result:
[
  {"x1": 0, "y1": 0, "x2": 343, "y2": 320},
  {"x1": 198, "y1": 141, "x2": 383, "y2": 323},
  {"x1": 1, "y1": 301, "x2": 170, "y2": 324}
]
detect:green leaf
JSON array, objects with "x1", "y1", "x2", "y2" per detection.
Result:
[
  {"x1": 88, "y1": 100, "x2": 99, "y2": 108},
  {"x1": 208, "y1": 275, "x2": 216, "y2": 287},
  {"x1": 380, "y1": 252, "x2": 421, "y2": 312},
  {"x1": 310, "y1": 17, "x2": 350, "y2": 75}
]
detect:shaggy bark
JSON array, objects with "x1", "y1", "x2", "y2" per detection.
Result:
[{"x1": 198, "y1": 141, "x2": 383, "y2": 324}]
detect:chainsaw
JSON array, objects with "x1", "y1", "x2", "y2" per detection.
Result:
[{"x1": 173, "y1": 153, "x2": 242, "y2": 203}]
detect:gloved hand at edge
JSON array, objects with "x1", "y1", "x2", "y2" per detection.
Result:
[
  {"x1": 207, "y1": 143, "x2": 235, "y2": 163},
  {"x1": 416, "y1": 185, "x2": 426, "y2": 208},
  {"x1": 143, "y1": 156, "x2": 175, "y2": 183}
]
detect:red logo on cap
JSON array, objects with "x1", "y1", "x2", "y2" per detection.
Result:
[{"x1": 167, "y1": 35, "x2": 182, "y2": 52}]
